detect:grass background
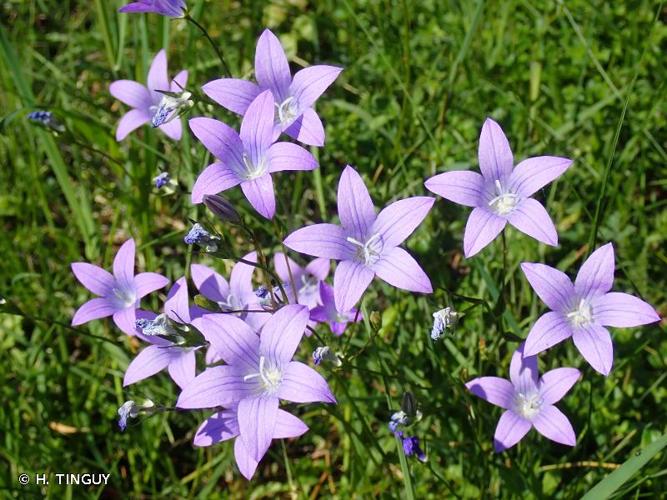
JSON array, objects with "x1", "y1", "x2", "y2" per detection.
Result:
[{"x1": 1, "y1": 0, "x2": 666, "y2": 497}]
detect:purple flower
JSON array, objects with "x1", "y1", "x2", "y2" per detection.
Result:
[
  {"x1": 118, "y1": 0, "x2": 186, "y2": 17},
  {"x1": 284, "y1": 165, "x2": 434, "y2": 311},
  {"x1": 401, "y1": 435, "x2": 427, "y2": 462},
  {"x1": 521, "y1": 243, "x2": 660, "y2": 375},
  {"x1": 124, "y1": 278, "x2": 202, "y2": 389},
  {"x1": 466, "y1": 345, "x2": 580, "y2": 451},
  {"x1": 189, "y1": 91, "x2": 318, "y2": 219},
  {"x1": 71, "y1": 239, "x2": 169, "y2": 335},
  {"x1": 310, "y1": 282, "x2": 361, "y2": 336},
  {"x1": 274, "y1": 253, "x2": 329, "y2": 309},
  {"x1": 177, "y1": 305, "x2": 335, "y2": 465},
  {"x1": 202, "y1": 29, "x2": 342, "y2": 147},
  {"x1": 110, "y1": 50, "x2": 188, "y2": 141},
  {"x1": 193, "y1": 405, "x2": 308, "y2": 479},
  {"x1": 425, "y1": 118, "x2": 572, "y2": 257}
]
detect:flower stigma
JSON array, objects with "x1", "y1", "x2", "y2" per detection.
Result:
[
  {"x1": 244, "y1": 356, "x2": 282, "y2": 394},
  {"x1": 514, "y1": 392, "x2": 543, "y2": 420},
  {"x1": 346, "y1": 233, "x2": 384, "y2": 266},
  {"x1": 276, "y1": 97, "x2": 298, "y2": 125},
  {"x1": 567, "y1": 298, "x2": 593, "y2": 328},
  {"x1": 488, "y1": 180, "x2": 520, "y2": 216}
]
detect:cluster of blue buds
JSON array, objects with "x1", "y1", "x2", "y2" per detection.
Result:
[
  {"x1": 184, "y1": 223, "x2": 221, "y2": 252},
  {"x1": 27, "y1": 110, "x2": 65, "y2": 132},
  {"x1": 117, "y1": 399, "x2": 155, "y2": 431},
  {"x1": 430, "y1": 306, "x2": 459, "y2": 340},
  {"x1": 389, "y1": 393, "x2": 427, "y2": 462},
  {"x1": 312, "y1": 346, "x2": 342, "y2": 367}
]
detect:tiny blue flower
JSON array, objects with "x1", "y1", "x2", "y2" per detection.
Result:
[
  {"x1": 184, "y1": 223, "x2": 220, "y2": 252},
  {"x1": 431, "y1": 307, "x2": 459, "y2": 340},
  {"x1": 401, "y1": 435, "x2": 427, "y2": 462},
  {"x1": 154, "y1": 172, "x2": 171, "y2": 189},
  {"x1": 27, "y1": 110, "x2": 65, "y2": 132}
]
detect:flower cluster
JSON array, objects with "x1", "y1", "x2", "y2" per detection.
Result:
[{"x1": 67, "y1": 4, "x2": 662, "y2": 483}]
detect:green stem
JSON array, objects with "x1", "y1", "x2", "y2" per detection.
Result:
[{"x1": 184, "y1": 14, "x2": 231, "y2": 77}]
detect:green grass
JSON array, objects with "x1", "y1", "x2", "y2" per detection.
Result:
[{"x1": 1, "y1": 0, "x2": 666, "y2": 497}]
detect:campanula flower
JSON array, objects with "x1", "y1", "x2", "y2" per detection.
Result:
[
  {"x1": 118, "y1": 0, "x2": 186, "y2": 17},
  {"x1": 184, "y1": 223, "x2": 220, "y2": 252},
  {"x1": 193, "y1": 405, "x2": 308, "y2": 479},
  {"x1": 189, "y1": 91, "x2": 318, "y2": 219},
  {"x1": 284, "y1": 165, "x2": 434, "y2": 311},
  {"x1": 202, "y1": 29, "x2": 342, "y2": 147},
  {"x1": 431, "y1": 307, "x2": 459, "y2": 340},
  {"x1": 273, "y1": 253, "x2": 329, "y2": 309},
  {"x1": 309, "y1": 282, "x2": 361, "y2": 335},
  {"x1": 425, "y1": 118, "x2": 572, "y2": 257},
  {"x1": 124, "y1": 279, "x2": 205, "y2": 389},
  {"x1": 110, "y1": 50, "x2": 188, "y2": 141},
  {"x1": 521, "y1": 243, "x2": 660, "y2": 375},
  {"x1": 117, "y1": 399, "x2": 155, "y2": 431},
  {"x1": 177, "y1": 305, "x2": 335, "y2": 465},
  {"x1": 400, "y1": 434, "x2": 427, "y2": 462},
  {"x1": 71, "y1": 239, "x2": 169, "y2": 335},
  {"x1": 27, "y1": 110, "x2": 65, "y2": 132},
  {"x1": 312, "y1": 346, "x2": 342, "y2": 367},
  {"x1": 466, "y1": 345, "x2": 580, "y2": 451}
]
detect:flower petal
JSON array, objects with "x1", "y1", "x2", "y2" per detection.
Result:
[
  {"x1": 524, "y1": 311, "x2": 574, "y2": 356},
  {"x1": 520, "y1": 262, "x2": 575, "y2": 313},
  {"x1": 134, "y1": 272, "x2": 169, "y2": 298},
  {"x1": 274, "y1": 409, "x2": 309, "y2": 438},
  {"x1": 72, "y1": 298, "x2": 116, "y2": 325},
  {"x1": 373, "y1": 197, "x2": 434, "y2": 248},
  {"x1": 71, "y1": 263, "x2": 114, "y2": 296},
  {"x1": 198, "y1": 314, "x2": 260, "y2": 371},
  {"x1": 113, "y1": 239, "x2": 136, "y2": 290},
  {"x1": 123, "y1": 345, "x2": 175, "y2": 386},
  {"x1": 592, "y1": 292, "x2": 660, "y2": 327},
  {"x1": 284, "y1": 224, "x2": 355, "y2": 260},
  {"x1": 193, "y1": 410, "x2": 239, "y2": 447},
  {"x1": 255, "y1": 29, "x2": 292, "y2": 101},
  {"x1": 109, "y1": 80, "x2": 152, "y2": 109},
  {"x1": 478, "y1": 118, "x2": 514, "y2": 182},
  {"x1": 234, "y1": 435, "x2": 260, "y2": 480},
  {"x1": 147, "y1": 49, "x2": 169, "y2": 93},
  {"x1": 277, "y1": 361, "x2": 336, "y2": 403},
  {"x1": 305, "y1": 258, "x2": 330, "y2": 281},
  {"x1": 273, "y1": 253, "x2": 304, "y2": 285},
  {"x1": 333, "y1": 259, "x2": 375, "y2": 311},
  {"x1": 238, "y1": 396, "x2": 279, "y2": 462},
  {"x1": 290, "y1": 65, "x2": 342, "y2": 110},
  {"x1": 158, "y1": 118, "x2": 182, "y2": 141},
  {"x1": 532, "y1": 405, "x2": 576, "y2": 446},
  {"x1": 493, "y1": 410, "x2": 531, "y2": 452},
  {"x1": 267, "y1": 142, "x2": 318, "y2": 172},
  {"x1": 463, "y1": 207, "x2": 506, "y2": 258},
  {"x1": 202, "y1": 78, "x2": 261, "y2": 115},
  {"x1": 170, "y1": 69, "x2": 188, "y2": 93},
  {"x1": 176, "y1": 365, "x2": 252, "y2": 409},
  {"x1": 372, "y1": 247, "x2": 432, "y2": 293},
  {"x1": 165, "y1": 277, "x2": 191, "y2": 324},
  {"x1": 572, "y1": 323, "x2": 614, "y2": 375},
  {"x1": 188, "y1": 117, "x2": 244, "y2": 166},
  {"x1": 424, "y1": 170, "x2": 485, "y2": 207},
  {"x1": 191, "y1": 264, "x2": 230, "y2": 302},
  {"x1": 260, "y1": 305, "x2": 309, "y2": 365},
  {"x1": 116, "y1": 108, "x2": 151, "y2": 141},
  {"x1": 465, "y1": 377, "x2": 515, "y2": 409},
  {"x1": 230, "y1": 251, "x2": 257, "y2": 300},
  {"x1": 191, "y1": 161, "x2": 242, "y2": 204},
  {"x1": 240, "y1": 90, "x2": 275, "y2": 166},
  {"x1": 509, "y1": 156, "x2": 572, "y2": 198},
  {"x1": 167, "y1": 350, "x2": 196, "y2": 389},
  {"x1": 506, "y1": 198, "x2": 558, "y2": 246},
  {"x1": 539, "y1": 368, "x2": 580, "y2": 405},
  {"x1": 283, "y1": 108, "x2": 325, "y2": 147},
  {"x1": 509, "y1": 345, "x2": 539, "y2": 395},
  {"x1": 113, "y1": 307, "x2": 137, "y2": 335},
  {"x1": 574, "y1": 243, "x2": 615, "y2": 299},
  {"x1": 241, "y1": 174, "x2": 276, "y2": 219},
  {"x1": 337, "y1": 165, "x2": 376, "y2": 239}
]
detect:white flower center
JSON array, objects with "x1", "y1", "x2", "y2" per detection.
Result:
[
  {"x1": 218, "y1": 293, "x2": 243, "y2": 313},
  {"x1": 243, "y1": 356, "x2": 282, "y2": 394},
  {"x1": 276, "y1": 97, "x2": 298, "y2": 125},
  {"x1": 488, "y1": 180, "x2": 520, "y2": 216},
  {"x1": 149, "y1": 91, "x2": 193, "y2": 127},
  {"x1": 514, "y1": 392, "x2": 543, "y2": 420},
  {"x1": 241, "y1": 153, "x2": 267, "y2": 180},
  {"x1": 567, "y1": 298, "x2": 593, "y2": 328},
  {"x1": 346, "y1": 233, "x2": 384, "y2": 266},
  {"x1": 112, "y1": 287, "x2": 136, "y2": 308}
]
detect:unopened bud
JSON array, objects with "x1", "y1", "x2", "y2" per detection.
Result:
[{"x1": 203, "y1": 194, "x2": 240, "y2": 224}]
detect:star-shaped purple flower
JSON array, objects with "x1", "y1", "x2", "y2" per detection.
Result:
[
  {"x1": 124, "y1": 278, "x2": 200, "y2": 389},
  {"x1": 177, "y1": 305, "x2": 335, "y2": 464},
  {"x1": 202, "y1": 29, "x2": 342, "y2": 147},
  {"x1": 71, "y1": 238, "x2": 169, "y2": 335},
  {"x1": 284, "y1": 165, "x2": 434, "y2": 311},
  {"x1": 425, "y1": 118, "x2": 572, "y2": 257},
  {"x1": 310, "y1": 282, "x2": 361, "y2": 336},
  {"x1": 189, "y1": 90, "x2": 318, "y2": 219},
  {"x1": 273, "y1": 253, "x2": 330, "y2": 309},
  {"x1": 521, "y1": 243, "x2": 660, "y2": 375},
  {"x1": 466, "y1": 345, "x2": 580, "y2": 451},
  {"x1": 118, "y1": 0, "x2": 186, "y2": 17},
  {"x1": 110, "y1": 49, "x2": 188, "y2": 141},
  {"x1": 193, "y1": 405, "x2": 308, "y2": 480}
]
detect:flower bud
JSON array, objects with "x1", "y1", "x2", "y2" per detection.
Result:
[{"x1": 203, "y1": 194, "x2": 240, "y2": 224}]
